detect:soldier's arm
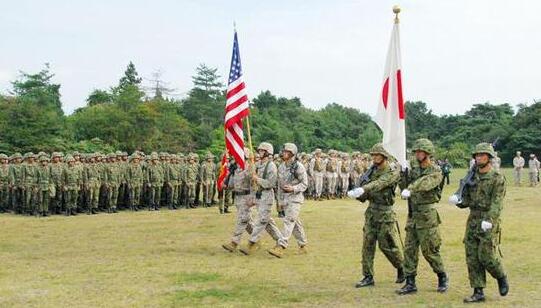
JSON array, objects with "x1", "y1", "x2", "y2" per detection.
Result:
[
  {"x1": 487, "y1": 174, "x2": 506, "y2": 222},
  {"x1": 363, "y1": 168, "x2": 400, "y2": 193},
  {"x1": 408, "y1": 167, "x2": 443, "y2": 193}
]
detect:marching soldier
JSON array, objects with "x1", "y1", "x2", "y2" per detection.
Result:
[
  {"x1": 449, "y1": 143, "x2": 509, "y2": 303},
  {"x1": 347, "y1": 143, "x2": 404, "y2": 288},
  {"x1": 268, "y1": 143, "x2": 308, "y2": 258},
  {"x1": 397, "y1": 138, "x2": 448, "y2": 295},
  {"x1": 239, "y1": 142, "x2": 282, "y2": 255}
]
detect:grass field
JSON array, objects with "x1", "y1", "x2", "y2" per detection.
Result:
[{"x1": 0, "y1": 168, "x2": 540, "y2": 307}]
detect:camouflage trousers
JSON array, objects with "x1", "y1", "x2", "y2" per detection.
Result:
[
  {"x1": 0, "y1": 185, "x2": 9, "y2": 211},
  {"x1": 11, "y1": 187, "x2": 24, "y2": 213},
  {"x1": 278, "y1": 201, "x2": 307, "y2": 248},
  {"x1": 325, "y1": 172, "x2": 338, "y2": 196},
  {"x1": 202, "y1": 181, "x2": 213, "y2": 205},
  {"x1": 513, "y1": 168, "x2": 522, "y2": 185},
  {"x1": 36, "y1": 190, "x2": 50, "y2": 213},
  {"x1": 361, "y1": 209, "x2": 404, "y2": 277},
  {"x1": 87, "y1": 183, "x2": 100, "y2": 210},
  {"x1": 313, "y1": 172, "x2": 324, "y2": 197},
  {"x1": 339, "y1": 173, "x2": 349, "y2": 195},
  {"x1": 107, "y1": 184, "x2": 119, "y2": 209},
  {"x1": 219, "y1": 189, "x2": 232, "y2": 212},
  {"x1": 24, "y1": 185, "x2": 36, "y2": 213},
  {"x1": 231, "y1": 194, "x2": 254, "y2": 244},
  {"x1": 249, "y1": 191, "x2": 282, "y2": 243},
  {"x1": 148, "y1": 184, "x2": 162, "y2": 208},
  {"x1": 464, "y1": 218, "x2": 506, "y2": 288},
  {"x1": 529, "y1": 171, "x2": 539, "y2": 186},
  {"x1": 64, "y1": 189, "x2": 78, "y2": 210},
  {"x1": 128, "y1": 184, "x2": 142, "y2": 207},
  {"x1": 404, "y1": 224, "x2": 445, "y2": 276}
]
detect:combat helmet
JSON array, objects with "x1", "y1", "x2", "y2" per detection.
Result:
[
  {"x1": 369, "y1": 143, "x2": 391, "y2": 159},
  {"x1": 411, "y1": 138, "x2": 435, "y2": 156},
  {"x1": 472, "y1": 143, "x2": 496, "y2": 158}
]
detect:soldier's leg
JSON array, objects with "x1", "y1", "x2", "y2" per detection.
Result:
[
  {"x1": 154, "y1": 186, "x2": 162, "y2": 209},
  {"x1": 292, "y1": 216, "x2": 307, "y2": 247},
  {"x1": 231, "y1": 198, "x2": 252, "y2": 244},
  {"x1": 134, "y1": 186, "x2": 141, "y2": 208},
  {"x1": 403, "y1": 224, "x2": 421, "y2": 276},
  {"x1": 43, "y1": 191, "x2": 50, "y2": 215},
  {"x1": 479, "y1": 230, "x2": 506, "y2": 280},
  {"x1": 377, "y1": 222, "x2": 404, "y2": 270},
  {"x1": 188, "y1": 184, "x2": 195, "y2": 207},
  {"x1": 361, "y1": 219, "x2": 378, "y2": 277},
  {"x1": 250, "y1": 201, "x2": 278, "y2": 243},
  {"x1": 465, "y1": 231, "x2": 486, "y2": 288},
  {"x1": 419, "y1": 227, "x2": 446, "y2": 274},
  {"x1": 278, "y1": 202, "x2": 303, "y2": 248}
]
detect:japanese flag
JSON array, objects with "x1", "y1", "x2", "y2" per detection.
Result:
[{"x1": 375, "y1": 20, "x2": 406, "y2": 164}]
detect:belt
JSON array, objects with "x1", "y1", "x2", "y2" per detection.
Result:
[
  {"x1": 235, "y1": 190, "x2": 251, "y2": 196},
  {"x1": 369, "y1": 204, "x2": 394, "y2": 211}
]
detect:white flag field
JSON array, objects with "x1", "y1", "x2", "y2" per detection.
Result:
[{"x1": 375, "y1": 20, "x2": 406, "y2": 164}]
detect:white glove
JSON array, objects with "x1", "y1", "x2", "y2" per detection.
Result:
[
  {"x1": 448, "y1": 194, "x2": 461, "y2": 205},
  {"x1": 347, "y1": 187, "x2": 365, "y2": 199},
  {"x1": 401, "y1": 189, "x2": 411, "y2": 199},
  {"x1": 401, "y1": 160, "x2": 411, "y2": 172},
  {"x1": 481, "y1": 221, "x2": 493, "y2": 232}
]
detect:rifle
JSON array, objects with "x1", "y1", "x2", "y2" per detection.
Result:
[
  {"x1": 356, "y1": 165, "x2": 376, "y2": 202},
  {"x1": 452, "y1": 164, "x2": 477, "y2": 204}
]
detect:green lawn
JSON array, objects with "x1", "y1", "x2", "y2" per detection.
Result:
[{"x1": 0, "y1": 168, "x2": 540, "y2": 307}]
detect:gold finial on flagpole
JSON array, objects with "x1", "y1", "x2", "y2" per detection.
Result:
[{"x1": 393, "y1": 5, "x2": 401, "y2": 24}]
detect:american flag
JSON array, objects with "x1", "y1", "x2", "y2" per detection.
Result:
[{"x1": 224, "y1": 31, "x2": 250, "y2": 170}]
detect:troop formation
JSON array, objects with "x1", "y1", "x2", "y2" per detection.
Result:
[{"x1": 0, "y1": 151, "x2": 228, "y2": 216}]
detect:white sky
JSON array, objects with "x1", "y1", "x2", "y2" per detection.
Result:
[{"x1": 0, "y1": 0, "x2": 539, "y2": 115}]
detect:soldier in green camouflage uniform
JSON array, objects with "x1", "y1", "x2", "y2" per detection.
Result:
[
  {"x1": 9, "y1": 153, "x2": 24, "y2": 213},
  {"x1": 127, "y1": 153, "x2": 144, "y2": 211},
  {"x1": 49, "y1": 152, "x2": 65, "y2": 214},
  {"x1": 105, "y1": 153, "x2": 120, "y2": 213},
  {"x1": 22, "y1": 153, "x2": 38, "y2": 215},
  {"x1": 449, "y1": 143, "x2": 509, "y2": 303},
  {"x1": 85, "y1": 154, "x2": 101, "y2": 214},
  {"x1": 146, "y1": 152, "x2": 164, "y2": 210},
  {"x1": 184, "y1": 154, "x2": 199, "y2": 208},
  {"x1": 200, "y1": 153, "x2": 216, "y2": 207},
  {"x1": 36, "y1": 155, "x2": 52, "y2": 216},
  {"x1": 397, "y1": 138, "x2": 448, "y2": 295},
  {"x1": 62, "y1": 155, "x2": 81, "y2": 216},
  {"x1": 168, "y1": 155, "x2": 181, "y2": 209},
  {"x1": 348, "y1": 143, "x2": 404, "y2": 288},
  {"x1": 0, "y1": 154, "x2": 9, "y2": 212}
]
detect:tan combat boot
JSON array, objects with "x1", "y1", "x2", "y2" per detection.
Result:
[
  {"x1": 298, "y1": 245, "x2": 308, "y2": 255},
  {"x1": 239, "y1": 241, "x2": 260, "y2": 255},
  {"x1": 222, "y1": 242, "x2": 238, "y2": 252},
  {"x1": 268, "y1": 245, "x2": 286, "y2": 258}
]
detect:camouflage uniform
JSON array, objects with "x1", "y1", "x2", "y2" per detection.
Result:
[
  {"x1": 200, "y1": 153, "x2": 216, "y2": 207},
  {"x1": 85, "y1": 155, "x2": 101, "y2": 213},
  {"x1": 36, "y1": 156, "x2": 52, "y2": 215},
  {"x1": 184, "y1": 154, "x2": 199, "y2": 208},
  {"x1": 325, "y1": 150, "x2": 339, "y2": 198},
  {"x1": 168, "y1": 155, "x2": 182, "y2": 209},
  {"x1": 146, "y1": 153, "x2": 164, "y2": 210},
  {"x1": 105, "y1": 153, "x2": 121, "y2": 212},
  {"x1": 453, "y1": 143, "x2": 508, "y2": 302},
  {"x1": 398, "y1": 139, "x2": 447, "y2": 295},
  {"x1": 309, "y1": 149, "x2": 325, "y2": 200},
  {"x1": 127, "y1": 154, "x2": 144, "y2": 210},
  {"x1": 339, "y1": 154, "x2": 351, "y2": 198},
  {"x1": 275, "y1": 143, "x2": 308, "y2": 251},
  {"x1": 240, "y1": 143, "x2": 282, "y2": 255},
  {"x1": 22, "y1": 153, "x2": 38, "y2": 214},
  {"x1": 49, "y1": 153, "x2": 65, "y2": 214},
  {"x1": 512, "y1": 152, "x2": 525, "y2": 185},
  {"x1": 356, "y1": 144, "x2": 404, "y2": 285},
  {"x1": 528, "y1": 155, "x2": 540, "y2": 186},
  {"x1": 62, "y1": 156, "x2": 81, "y2": 215},
  {"x1": 0, "y1": 154, "x2": 10, "y2": 212},
  {"x1": 222, "y1": 151, "x2": 255, "y2": 251}
]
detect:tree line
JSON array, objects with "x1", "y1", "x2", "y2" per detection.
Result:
[{"x1": 0, "y1": 62, "x2": 539, "y2": 167}]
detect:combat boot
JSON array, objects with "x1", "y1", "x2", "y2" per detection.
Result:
[
  {"x1": 437, "y1": 272, "x2": 449, "y2": 293},
  {"x1": 224, "y1": 208, "x2": 231, "y2": 214},
  {"x1": 497, "y1": 275, "x2": 509, "y2": 296},
  {"x1": 222, "y1": 242, "x2": 238, "y2": 252},
  {"x1": 239, "y1": 241, "x2": 260, "y2": 255},
  {"x1": 396, "y1": 276, "x2": 417, "y2": 295},
  {"x1": 464, "y1": 288, "x2": 485, "y2": 303},
  {"x1": 355, "y1": 275, "x2": 374, "y2": 288},
  {"x1": 268, "y1": 245, "x2": 286, "y2": 258},
  {"x1": 395, "y1": 267, "x2": 405, "y2": 283},
  {"x1": 298, "y1": 245, "x2": 308, "y2": 254},
  {"x1": 219, "y1": 208, "x2": 224, "y2": 214}
]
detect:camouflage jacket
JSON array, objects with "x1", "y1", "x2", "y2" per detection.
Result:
[
  {"x1": 400, "y1": 160, "x2": 443, "y2": 206},
  {"x1": 49, "y1": 163, "x2": 64, "y2": 185},
  {"x1": 127, "y1": 163, "x2": 144, "y2": 186},
  {"x1": 0, "y1": 164, "x2": 9, "y2": 186},
  {"x1": 360, "y1": 162, "x2": 400, "y2": 223},
  {"x1": 146, "y1": 163, "x2": 164, "y2": 186},
  {"x1": 23, "y1": 163, "x2": 38, "y2": 186},
  {"x1": 456, "y1": 169, "x2": 506, "y2": 228},
  {"x1": 200, "y1": 161, "x2": 216, "y2": 184},
  {"x1": 36, "y1": 165, "x2": 51, "y2": 191},
  {"x1": 62, "y1": 166, "x2": 81, "y2": 190},
  {"x1": 277, "y1": 160, "x2": 308, "y2": 205}
]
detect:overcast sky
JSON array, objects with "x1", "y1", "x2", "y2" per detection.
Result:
[{"x1": 1, "y1": 0, "x2": 539, "y2": 115}]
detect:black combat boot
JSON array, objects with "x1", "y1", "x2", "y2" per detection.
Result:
[
  {"x1": 437, "y1": 272, "x2": 449, "y2": 293},
  {"x1": 219, "y1": 208, "x2": 224, "y2": 214},
  {"x1": 355, "y1": 275, "x2": 374, "y2": 288},
  {"x1": 91, "y1": 208, "x2": 98, "y2": 214},
  {"x1": 497, "y1": 275, "x2": 509, "y2": 296},
  {"x1": 464, "y1": 288, "x2": 485, "y2": 303},
  {"x1": 396, "y1": 276, "x2": 417, "y2": 295},
  {"x1": 65, "y1": 208, "x2": 70, "y2": 216},
  {"x1": 395, "y1": 267, "x2": 405, "y2": 283}
]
